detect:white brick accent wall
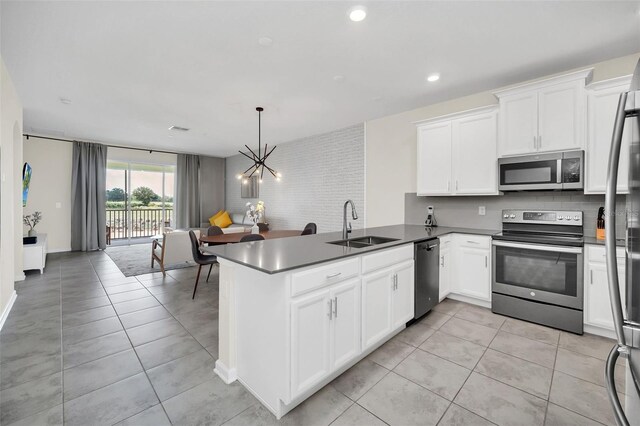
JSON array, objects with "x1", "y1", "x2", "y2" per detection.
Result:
[{"x1": 225, "y1": 124, "x2": 365, "y2": 233}]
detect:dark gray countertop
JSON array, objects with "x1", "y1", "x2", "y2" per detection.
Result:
[
  {"x1": 204, "y1": 225, "x2": 498, "y2": 274},
  {"x1": 583, "y1": 236, "x2": 626, "y2": 247}
]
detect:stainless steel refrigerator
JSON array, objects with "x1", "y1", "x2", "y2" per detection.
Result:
[{"x1": 605, "y1": 58, "x2": 640, "y2": 426}]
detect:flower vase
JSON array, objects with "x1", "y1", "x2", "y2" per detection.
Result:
[
  {"x1": 28, "y1": 230, "x2": 37, "y2": 237},
  {"x1": 251, "y1": 224, "x2": 259, "y2": 234}
]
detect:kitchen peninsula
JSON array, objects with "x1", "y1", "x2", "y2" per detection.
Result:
[{"x1": 205, "y1": 224, "x2": 497, "y2": 418}]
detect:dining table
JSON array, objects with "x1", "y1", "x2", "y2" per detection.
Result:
[{"x1": 199, "y1": 229, "x2": 302, "y2": 245}]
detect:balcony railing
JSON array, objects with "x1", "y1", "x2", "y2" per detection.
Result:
[{"x1": 106, "y1": 208, "x2": 173, "y2": 240}]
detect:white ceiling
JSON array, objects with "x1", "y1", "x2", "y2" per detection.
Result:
[{"x1": 2, "y1": 1, "x2": 639, "y2": 157}]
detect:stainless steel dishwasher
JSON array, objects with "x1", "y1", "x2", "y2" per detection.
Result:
[{"x1": 414, "y1": 239, "x2": 440, "y2": 319}]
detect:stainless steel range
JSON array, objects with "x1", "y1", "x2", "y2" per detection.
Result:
[{"x1": 491, "y1": 209, "x2": 584, "y2": 334}]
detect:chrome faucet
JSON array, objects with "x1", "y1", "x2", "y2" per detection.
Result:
[{"x1": 342, "y1": 200, "x2": 358, "y2": 239}]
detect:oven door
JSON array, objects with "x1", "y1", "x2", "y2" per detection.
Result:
[{"x1": 492, "y1": 240, "x2": 583, "y2": 310}]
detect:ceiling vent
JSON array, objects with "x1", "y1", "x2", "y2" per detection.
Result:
[{"x1": 168, "y1": 125, "x2": 189, "y2": 132}]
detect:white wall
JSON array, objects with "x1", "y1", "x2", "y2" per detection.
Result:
[
  {"x1": 0, "y1": 56, "x2": 23, "y2": 318},
  {"x1": 365, "y1": 52, "x2": 640, "y2": 227},
  {"x1": 22, "y1": 136, "x2": 73, "y2": 252},
  {"x1": 225, "y1": 124, "x2": 365, "y2": 233}
]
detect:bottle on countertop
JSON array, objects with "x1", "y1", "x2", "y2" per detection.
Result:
[
  {"x1": 597, "y1": 207, "x2": 605, "y2": 240},
  {"x1": 425, "y1": 206, "x2": 437, "y2": 227}
]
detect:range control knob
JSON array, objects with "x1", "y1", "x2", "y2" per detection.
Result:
[
  {"x1": 558, "y1": 216, "x2": 563, "y2": 220},
  {"x1": 503, "y1": 214, "x2": 509, "y2": 219},
  {"x1": 509, "y1": 214, "x2": 516, "y2": 219},
  {"x1": 574, "y1": 215, "x2": 580, "y2": 221}
]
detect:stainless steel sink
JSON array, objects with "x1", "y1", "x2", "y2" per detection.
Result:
[{"x1": 327, "y1": 235, "x2": 399, "y2": 248}]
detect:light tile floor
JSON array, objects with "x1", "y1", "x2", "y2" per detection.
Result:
[{"x1": 0, "y1": 251, "x2": 627, "y2": 425}]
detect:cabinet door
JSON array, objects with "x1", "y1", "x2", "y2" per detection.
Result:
[
  {"x1": 453, "y1": 111, "x2": 498, "y2": 194},
  {"x1": 585, "y1": 260, "x2": 626, "y2": 330},
  {"x1": 392, "y1": 261, "x2": 415, "y2": 328},
  {"x1": 586, "y1": 83, "x2": 631, "y2": 194},
  {"x1": 330, "y1": 279, "x2": 361, "y2": 371},
  {"x1": 457, "y1": 244, "x2": 491, "y2": 301},
  {"x1": 498, "y1": 92, "x2": 538, "y2": 156},
  {"x1": 290, "y1": 290, "x2": 331, "y2": 397},
  {"x1": 439, "y1": 243, "x2": 451, "y2": 300},
  {"x1": 362, "y1": 269, "x2": 393, "y2": 350},
  {"x1": 538, "y1": 81, "x2": 584, "y2": 152},
  {"x1": 417, "y1": 122, "x2": 452, "y2": 195}
]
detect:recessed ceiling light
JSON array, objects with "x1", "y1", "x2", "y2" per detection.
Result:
[
  {"x1": 258, "y1": 36, "x2": 273, "y2": 46},
  {"x1": 348, "y1": 6, "x2": 367, "y2": 22},
  {"x1": 426, "y1": 73, "x2": 440, "y2": 83},
  {"x1": 59, "y1": 98, "x2": 72, "y2": 105}
]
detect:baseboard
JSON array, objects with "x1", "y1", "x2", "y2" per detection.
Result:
[
  {"x1": 446, "y1": 292, "x2": 491, "y2": 309},
  {"x1": 14, "y1": 273, "x2": 25, "y2": 282},
  {"x1": 47, "y1": 247, "x2": 71, "y2": 254},
  {"x1": 584, "y1": 324, "x2": 617, "y2": 339},
  {"x1": 214, "y1": 359, "x2": 237, "y2": 384},
  {"x1": 0, "y1": 291, "x2": 17, "y2": 331}
]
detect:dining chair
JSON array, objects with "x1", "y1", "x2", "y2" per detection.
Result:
[
  {"x1": 205, "y1": 225, "x2": 224, "y2": 281},
  {"x1": 188, "y1": 230, "x2": 218, "y2": 299},
  {"x1": 239, "y1": 234, "x2": 265, "y2": 242},
  {"x1": 301, "y1": 223, "x2": 317, "y2": 235}
]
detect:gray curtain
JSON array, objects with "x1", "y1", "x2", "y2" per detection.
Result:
[
  {"x1": 71, "y1": 142, "x2": 107, "y2": 251},
  {"x1": 175, "y1": 154, "x2": 201, "y2": 229}
]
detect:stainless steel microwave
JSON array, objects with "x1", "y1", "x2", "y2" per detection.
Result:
[{"x1": 498, "y1": 150, "x2": 584, "y2": 191}]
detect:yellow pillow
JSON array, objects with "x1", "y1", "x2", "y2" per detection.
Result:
[
  {"x1": 209, "y1": 210, "x2": 224, "y2": 226},
  {"x1": 213, "y1": 211, "x2": 233, "y2": 228}
]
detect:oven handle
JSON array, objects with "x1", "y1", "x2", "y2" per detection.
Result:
[{"x1": 492, "y1": 240, "x2": 583, "y2": 254}]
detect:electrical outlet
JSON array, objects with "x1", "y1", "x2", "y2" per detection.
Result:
[
  {"x1": 478, "y1": 206, "x2": 486, "y2": 216},
  {"x1": 55, "y1": 202, "x2": 62, "y2": 209}
]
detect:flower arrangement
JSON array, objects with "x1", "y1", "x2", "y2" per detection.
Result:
[
  {"x1": 23, "y1": 211, "x2": 42, "y2": 236},
  {"x1": 245, "y1": 201, "x2": 265, "y2": 225}
]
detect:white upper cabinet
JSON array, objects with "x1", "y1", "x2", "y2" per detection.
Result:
[
  {"x1": 453, "y1": 110, "x2": 499, "y2": 194},
  {"x1": 494, "y1": 69, "x2": 591, "y2": 157},
  {"x1": 585, "y1": 76, "x2": 632, "y2": 194},
  {"x1": 416, "y1": 106, "x2": 498, "y2": 196},
  {"x1": 416, "y1": 121, "x2": 452, "y2": 195}
]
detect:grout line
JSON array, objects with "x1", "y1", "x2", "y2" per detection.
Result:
[{"x1": 58, "y1": 260, "x2": 65, "y2": 426}]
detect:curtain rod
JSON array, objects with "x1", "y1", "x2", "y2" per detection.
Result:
[{"x1": 23, "y1": 133, "x2": 185, "y2": 156}]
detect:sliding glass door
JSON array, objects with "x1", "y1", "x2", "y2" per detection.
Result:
[{"x1": 106, "y1": 161, "x2": 175, "y2": 244}]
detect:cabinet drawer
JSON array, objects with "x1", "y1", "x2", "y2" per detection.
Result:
[
  {"x1": 291, "y1": 258, "x2": 360, "y2": 297},
  {"x1": 586, "y1": 244, "x2": 625, "y2": 263},
  {"x1": 456, "y1": 234, "x2": 491, "y2": 248},
  {"x1": 361, "y1": 245, "x2": 413, "y2": 275}
]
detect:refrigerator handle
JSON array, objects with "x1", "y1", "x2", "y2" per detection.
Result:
[{"x1": 605, "y1": 91, "x2": 628, "y2": 348}]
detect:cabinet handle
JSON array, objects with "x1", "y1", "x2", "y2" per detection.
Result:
[
  {"x1": 326, "y1": 272, "x2": 342, "y2": 279},
  {"x1": 466, "y1": 240, "x2": 479, "y2": 244},
  {"x1": 391, "y1": 275, "x2": 395, "y2": 290},
  {"x1": 590, "y1": 270, "x2": 593, "y2": 285},
  {"x1": 456, "y1": 181, "x2": 459, "y2": 191},
  {"x1": 328, "y1": 299, "x2": 333, "y2": 320},
  {"x1": 485, "y1": 256, "x2": 488, "y2": 268},
  {"x1": 333, "y1": 297, "x2": 338, "y2": 317},
  {"x1": 533, "y1": 135, "x2": 536, "y2": 149},
  {"x1": 395, "y1": 274, "x2": 398, "y2": 290},
  {"x1": 440, "y1": 255, "x2": 444, "y2": 267}
]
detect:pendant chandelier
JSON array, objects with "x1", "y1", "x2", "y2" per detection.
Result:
[{"x1": 237, "y1": 107, "x2": 281, "y2": 183}]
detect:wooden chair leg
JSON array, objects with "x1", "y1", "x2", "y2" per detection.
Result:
[
  {"x1": 192, "y1": 264, "x2": 202, "y2": 299},
  {"x1": 206, "y1": 264, "x2": 214, "y2": 282}
]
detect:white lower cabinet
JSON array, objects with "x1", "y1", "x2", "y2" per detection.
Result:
[
  {"x1": 290, "y1": 278, "x2": 361, "y2": 397},
  {"x1": 456, "y1": 237, "x2": 491, "y2": 301},
  {"x1": 330, "y1": 280, "x2": 361, "y2": 371},
  {"x1": 439, "y1": 236, "x2": 452, "y2": 300},
  {"x1": 584, "y1": 245, "x2": 626, "y2": 331},
  {"x1": 290, "y1": 244, "x2": 414, "y2": 401},
  {"x1": 439, "y1": 234, "x2": 491, "y2": 302},
  {"x1": 361, "y1": 269, "x2": 393, "y2": 350},
  {"x1": 290, "y1": 290, "x2": 332, "y2": 396}
]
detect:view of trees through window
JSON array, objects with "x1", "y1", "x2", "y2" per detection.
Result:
[{"x1": 106, "y1": 161, "x2": 175, "y2": 241}]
